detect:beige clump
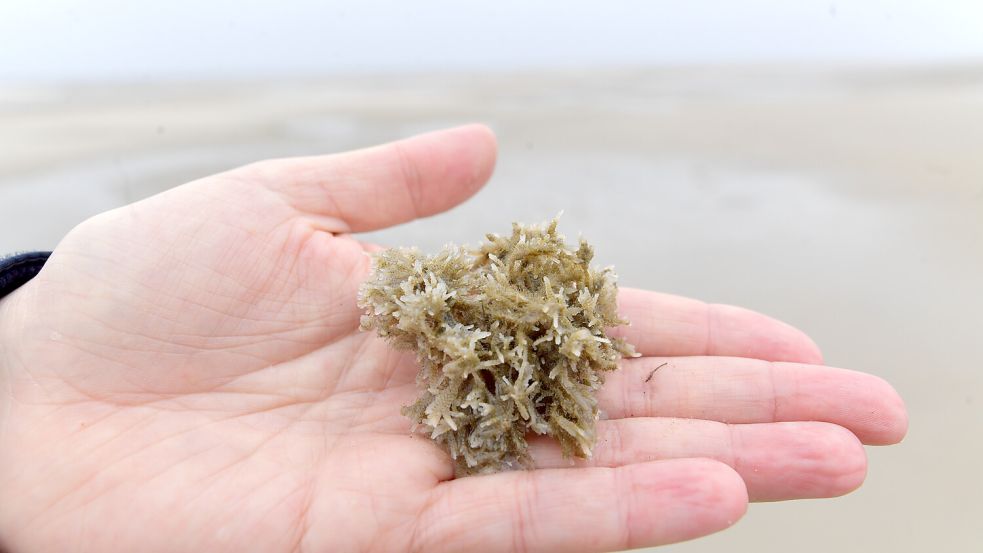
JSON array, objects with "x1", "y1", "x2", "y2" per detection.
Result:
[{"x1": 358, "y1": 218, "x2": 636, "y2": 475}]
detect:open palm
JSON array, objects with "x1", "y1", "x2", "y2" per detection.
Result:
[{"x1": 0, "y1": 126, "x2": 906, "y2": 553}]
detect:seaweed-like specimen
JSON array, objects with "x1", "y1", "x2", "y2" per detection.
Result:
[{"x1": 358, "y1": 218, "x2": 636, "y2": 475}]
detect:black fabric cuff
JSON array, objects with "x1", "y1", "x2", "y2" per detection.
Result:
[{"x1": 0, "y1": 251, "x2": 51, "y2": 300}]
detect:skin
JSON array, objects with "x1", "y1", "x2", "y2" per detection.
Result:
[{"x1": 0, "y1": 125, "x2": 907, "y2": 553}]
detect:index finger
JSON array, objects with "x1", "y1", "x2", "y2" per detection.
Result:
[{"x1": 612, "y1": 288, "x2": 824, "y2": 364}]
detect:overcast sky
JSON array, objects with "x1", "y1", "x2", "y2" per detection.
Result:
[{"x1": 2, "y1": 0, "x2": 982, "y2": 82}]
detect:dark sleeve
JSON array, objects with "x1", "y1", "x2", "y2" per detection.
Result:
[{"x1": 0, "y1": 251, "x2": 52, "y2": 300}]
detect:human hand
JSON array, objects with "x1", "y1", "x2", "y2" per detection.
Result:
[{"x1": 0, "y1": 125, "x2": 906, "y2": 552}]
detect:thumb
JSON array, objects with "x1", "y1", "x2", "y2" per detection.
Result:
[{"x1": 251, "y1": 124, "x2": 498, "y2": 233}]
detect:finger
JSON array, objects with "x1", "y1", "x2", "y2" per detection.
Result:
[
  {"x1": 613, "y1": 287, "x2": 823, "y2": 363},
  {"x1": 530, "y1": 419, "x2": 866, "y2": 501},
  {"x1": 411, "y1": 459, "x2": 747, "y2": 552},
  {"x1": 252, "y1": 124, "x2": 497, "y2": 232},
  {"x1": 600, "y1": 357, "x2": 908, "y2": 445}
]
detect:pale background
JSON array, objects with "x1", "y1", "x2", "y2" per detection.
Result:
[{"x1": 2, "y1": 1, "x2": 981, "y2": 552}]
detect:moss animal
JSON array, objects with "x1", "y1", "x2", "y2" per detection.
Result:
[{"x1": 358, "y1": 218, "x2": 636, "y2": 475}]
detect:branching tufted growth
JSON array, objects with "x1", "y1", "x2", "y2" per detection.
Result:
[{"x1": 358, "y1": 218, "x2": 636, "y2": 475}]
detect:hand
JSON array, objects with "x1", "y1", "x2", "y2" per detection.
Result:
[{"x1": 0, "y1": 125, "x2": 907, "y2": 553}]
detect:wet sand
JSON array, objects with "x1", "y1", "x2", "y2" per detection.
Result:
[{"x1": 2, "y1": 66, "x2": 981, "y2": 551}]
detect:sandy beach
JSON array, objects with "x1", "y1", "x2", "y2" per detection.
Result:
[{"x1": 2, "y1": 65, "x2": 981, "y2": 551}]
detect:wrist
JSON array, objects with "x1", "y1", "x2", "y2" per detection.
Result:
[
  {"x1": 0, "y1": 285, "x2": 31, "y2": 435},
  {"x1": 0, "y1": 287, "x2": 26, "y2": 371},
  {"x1": 0, "y1": 296, "x2": 15, "y2": 415},
  {"x1": 0, "y1": 252, "x2": 49, "y2": 382}
]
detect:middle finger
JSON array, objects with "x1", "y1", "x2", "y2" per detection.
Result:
[{"x1": 598, "y1": 356, "x2": 907, "y2": 445}]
